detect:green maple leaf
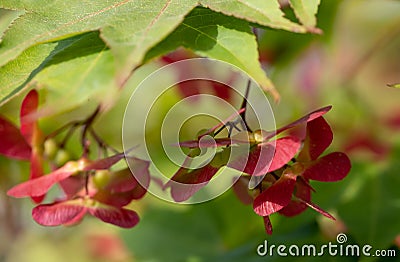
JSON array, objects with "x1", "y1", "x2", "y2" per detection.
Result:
[
  {"x1": 289, "y1": 0, "x2": 322, "y2": 33},
  {"x1": 0, "y1": 0, "x2": 320, "y2": 106},
  {"x1": 146, "y1": 7, "x2": 280, "y2": 100},
  {"x1": 0, "y1": 31, "x2": 109, "y2": 107},
  {"x1": 0, "y1": 0, "x2": 198, "y2": 81},
  {"x1": 199, "y1": 0, "x2": 307, "y2": 33}
]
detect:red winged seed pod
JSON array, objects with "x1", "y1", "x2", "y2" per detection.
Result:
[
  {"x1": 8, "y1": 154, "x2": 150, "y2": 228},
  {"x1": 0, "y1": 90, "x2": 45, "y2": 203},
  {"x1": 5, "y1": 90, "x2": 150, "y2": 228},
  {"x1": 174, "y1": 106, "x2": 351, "y2": 234},
  {"x1": 239, "y1": 109, "x2": 351, "y2": 234}
]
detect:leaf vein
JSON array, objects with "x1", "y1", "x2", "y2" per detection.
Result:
[{"x1": 135, "y1": 0, "x2": 172, "y2": 58}]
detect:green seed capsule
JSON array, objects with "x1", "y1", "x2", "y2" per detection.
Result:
[
  {"x1": 44, "y1": 139, "x2": 58, "y2": 160},
  {"x1": 55, "y1": 149, "x2": 70, "y2": 166},
  {"x1": 93, "y1": 170, "x2": 111, "y2": 189}
]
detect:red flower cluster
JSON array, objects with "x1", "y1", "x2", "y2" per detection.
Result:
[
  {"x1": 169, "y1": 106, "x2": 351, "y2": 234},
  {"x1": 2, "y1": 90, "x2": 149, "y2": 228}
]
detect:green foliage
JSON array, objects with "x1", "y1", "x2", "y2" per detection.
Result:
[
  {"x1": 0, "y1": 0, "x2": 197, "y2": 70},
  {"x1": 0, "y1": 0, "x2": 321, "y2": 107},
  {"x1": 0, "y1": 32, "x2": 107, "y2": 107},
  {"x1": 339, "y1": 157, "x2": 400, "y2": 250},
  {"x1": 0, "y1": 0, "x2": 198, "y2": 106},
  {"x1": 289, "y1": 0, "x2": 321, "y2": 30},
  {"x1": 33, "y1": 36, "x2": 114, "y2": 113},
  {"x1": 0, "y1": 9, "x2": 21, "y2": 40},
  {"x1": 0, "y1": 43, "x2": 56, "y2": 104},
  {"x1": 121, "y1": 192, "x2": 265, "y2": 262},
  {"x1": 145, "y1": 7, "x2": 279, "y2": 99},
  {"x1": 199, "y1": 0, "x2": 306, "y2": 32}
]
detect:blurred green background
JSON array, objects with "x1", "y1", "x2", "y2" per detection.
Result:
[{"x1": 1, "y1": 1, "x2": 400, "y2": 261}]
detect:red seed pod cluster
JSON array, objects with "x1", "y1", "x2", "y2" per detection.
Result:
[
  {"x1": 2, "y1": 90, "x2": 149, "y2": 228},
  {"x1": 169, "y1": 106, "x2": 351, "y2": 234},
  {"x1": 2, "y1": 90, "x2": 351, "y2": 235}
]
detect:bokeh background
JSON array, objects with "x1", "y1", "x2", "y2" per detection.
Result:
[{"x1": 1, "y1": 0, "x2": 400, "y2": 261}]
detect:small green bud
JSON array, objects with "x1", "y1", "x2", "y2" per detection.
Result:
[
  {"x1": 55, "y1": 149, "x2": 70, "y2": 166},
  {"x1": 93, "y1": 170, "x2": 111, "y2": 189},
  {"x1": 44, "y1": 139, "x2": 58, "y2": 160}
]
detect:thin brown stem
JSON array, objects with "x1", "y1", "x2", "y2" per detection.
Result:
[
  {"x1": 89, "y1": 127, "x2": 119, "y2": 154},
  {"x1": 81, "y1": 106, "x2": 101, "y2": 156},
  {"x1": 84, "y1": 171, "x2": 90, "y2": 195},
  {"x1": 202, "y1": 107, "x2": 246, "y2": 137},
  {"x1": 240, "y1": 79, "x2": 252, "y2": 132},
  {"x1": 270, "y1": 172, "x2": 280, "y2": 180},
  {"x1": 59, "y1": 123, "x2": 79, "y2": 148},
  {"x1": 214, "y1": 79, "x2": 253, "y2": 136},
  {"x1": 45, "y1": 121, "x2": 80, "y2": 140}
]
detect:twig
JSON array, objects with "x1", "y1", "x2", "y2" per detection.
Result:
[
  {"x1": 240, "y1": 79, "x2": 252, "y2": 132},
  {"x1": 81, "y1": 106, "x2": 101, "y2": 156},
  {"x1": 89, "y1": 127, "x2": 119, "y2": 154}
]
